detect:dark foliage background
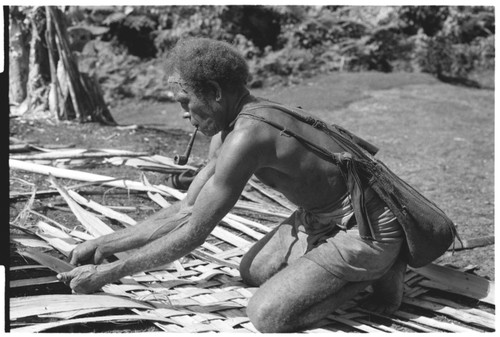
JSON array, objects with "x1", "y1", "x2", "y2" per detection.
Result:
[{"x1": 13, "y1": 5, "x2": 495, "y2": 104}]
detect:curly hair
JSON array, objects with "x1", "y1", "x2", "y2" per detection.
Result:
[{"x1": 167, "y1": 38, "x2": 249, "y2": 95}]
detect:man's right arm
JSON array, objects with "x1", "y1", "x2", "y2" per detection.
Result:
[{"x1": 71, "y1": 138, "x2": 222, "y2": 265}]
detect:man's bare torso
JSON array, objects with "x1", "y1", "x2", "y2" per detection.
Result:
[{"x1": 217, "y1": 97, "x2": 349, "y2": 213}]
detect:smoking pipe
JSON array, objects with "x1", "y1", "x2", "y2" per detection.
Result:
[{"x1": 174, "y1": 127, "x2": 198, "y2": 165}]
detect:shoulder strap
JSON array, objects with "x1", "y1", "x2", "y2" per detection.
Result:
[
  {"x1": 241, "y1": 102, "x2": 379, "y2": 156},
  {"x1": 238, "y1": 112, "x2": 344, "y2": 166}
]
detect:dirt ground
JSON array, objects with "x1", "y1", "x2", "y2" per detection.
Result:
[{"x1": 9, "y1": 71, "x2": 495, "y2": 284}]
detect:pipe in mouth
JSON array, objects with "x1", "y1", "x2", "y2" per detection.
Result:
[{"x1": 174, "y1": 127, "x2": 198, "y2": 165}]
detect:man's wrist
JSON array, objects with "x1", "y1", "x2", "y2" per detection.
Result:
[
  {"x1": 93, "y1": 236, "x2": 117, "y2": 258},
  {"x1": 96, "y1": 261, "x2": 126, "y2": 284},
  {"x1": 93, "y1": 236, "x2": 107, "y2": 246}
]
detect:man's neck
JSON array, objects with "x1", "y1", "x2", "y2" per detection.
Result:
[{"x1": 225, "y1": 88, "x2": 252, "y2": 130}]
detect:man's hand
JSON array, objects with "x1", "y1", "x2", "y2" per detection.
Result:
[
  {"x1": 57, "y1": 265, "x2": 102, "y2": 293},
  {"x1": 57, "y1": 263, "x2": 117, "y2": 294},
  {"x1": 69, "y1": 240, "x2": 107, "y2": 265}
]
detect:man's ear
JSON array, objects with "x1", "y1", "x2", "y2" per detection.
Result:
[{"x1": 208, "y1": 80, "x2": 223, "y2": 102}]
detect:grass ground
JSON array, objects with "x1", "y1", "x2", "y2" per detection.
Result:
[{"x1": 10, "y1": 71, "x2": 494, "y2": 283}]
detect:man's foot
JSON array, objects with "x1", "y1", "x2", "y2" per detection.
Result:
[{"x1": 362, "y1": 256, "x2": 407, "y2": 315}]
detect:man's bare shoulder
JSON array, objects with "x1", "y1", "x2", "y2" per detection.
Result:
[
  {"x1": 230, "y1": 120, "x2": 270, "y2": 150},
  {"x1": 215, "y1": 112, "x2": 277, "y2": 169},
  {"x1": 232, "y1": 106, "x2": 280, "y2": 141},
  {"x1": 209, "y1": 106, "x2": 276, "y2": 162}
]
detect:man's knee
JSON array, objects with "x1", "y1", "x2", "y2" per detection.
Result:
[
  {"x1": 240, "y1": 251, "x2": 287, "y2": 287},
  {"x1": 246, "y1": 292, "x2": 289, "y2": 333}
]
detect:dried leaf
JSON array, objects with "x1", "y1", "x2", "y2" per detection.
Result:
[
  {"x1": 12, "y1": 314, "x2": 176, "y2": 333},
  {"x1": 11, "y1": 234, "x2": 53, "y2": 250},
  {"x1": 35, "y1": 221, "x2": 79, "y2": 256},
  {"x1": 18, "y1": 247, "x2": 74, "y2": 273},
  {"x1": 68, "y1": 189, "x2": 137, "y2": 226},
  {"x1": 411, "y1": 263, "x2": 495, "y2": 305},
  {"x1": 10, "y1": 159, "x2": 176, "y2": 196},
  {"x1": 248, "y1": 178, "x2": 296, "y2": 211},
  {"x1": 11, "y1": 276, "x2": 59, "y2": 288},
  {"x1": 10, "y1": 294, "x2": 153, "y2": 320},
  {"x1": 49, "y1": 175, "x2": 114, "y2": 238},
  {"x1": 147, "y1": 191, "x2": 170, "y2": 208},
  {"x1": 12, "y1": 184, "x2": 37, "y2": 228},
  {"x1": 11, "y1": 148, "x2": 149, "y2": 160}
]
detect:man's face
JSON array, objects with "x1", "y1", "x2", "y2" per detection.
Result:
[{"x1": 172, "y1": 79, "x2": 222, "y2": 137}]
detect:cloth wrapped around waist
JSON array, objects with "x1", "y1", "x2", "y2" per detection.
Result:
[
  {"x1": 293, "y1": 191, "x2": 404, "y2": 281},
  {"x1": 297, "y1": 190, "x2": 403, "y2": 246}
]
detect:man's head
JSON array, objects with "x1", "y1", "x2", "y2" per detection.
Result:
[
  {"x1": 167, "y1": 38, "x2": 250, "y2": 136},
  {"x1": 168, "y1": 37, "x2": 249, "y2": 96}
]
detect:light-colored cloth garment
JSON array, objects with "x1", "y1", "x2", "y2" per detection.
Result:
[{"x1": 278, "y1": 190, "x2": 404, "y2": 282}]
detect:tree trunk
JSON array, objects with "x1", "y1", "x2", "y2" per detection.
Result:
[
  {"x1": 46, "y1": 6, "x2": 116, "y2": 125},
  {"x1": 27, "y1": 6, "x2": 51, "y2": 114},
  {"x1": 10, "y1": 6, "x2": 116, "y2": 124},
  {"x1": 9, "y1": 6, "x2": 30, "y2": 104}
]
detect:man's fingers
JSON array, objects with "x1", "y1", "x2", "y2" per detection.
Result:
[
  {"x1": 69, "y1": 249, "x2": 79, "y2": 265},
  {"x1": 57, "y1": 267, "x2": 78, "y2": 283},
  {"x1": 94, "y1": 251, "x2": 104, "y2": 265},
  {"x1": 57, "y1": 271, "x2": 71, "y2": 283}
]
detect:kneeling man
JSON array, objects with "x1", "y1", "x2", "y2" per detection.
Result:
[{"x1": 59, "y1": 38, "x2": 412, "y2": 333}]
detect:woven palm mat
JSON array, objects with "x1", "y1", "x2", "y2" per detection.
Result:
[{"x1": 9, "y1": 160, "x2": 495, "y2": 333}]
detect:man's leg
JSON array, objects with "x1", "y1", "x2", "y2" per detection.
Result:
[
  {"x1": 362, "y1": 254, "x2": 407, "y2": 315},
  {"x1": 240, "y1": 215, "x2": 405, "y2": 332},
  {"x1": 246, "y1": 257, "x2": 371, "y2": 333},
  {"x1": 240, "y1": 215, "x2": 307, "y2": 286}
]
